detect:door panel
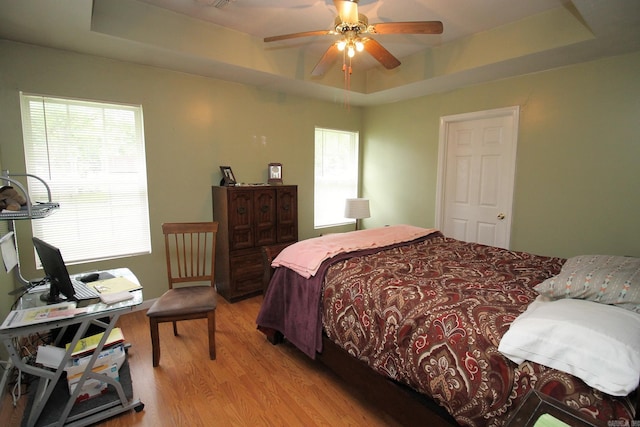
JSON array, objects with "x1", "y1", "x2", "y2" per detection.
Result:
[
  {"x1": 228, "y1": 190, "x2": 254, "y2": 250},
  {"x1": 454, "y1": 156, "x2": 471, "y2": 204},
  {"x1": 477, "y1": 222, "x2": 498, "y2": 246},
  {"x1": 254, "y1": 189, "x2": 277, "y2": 246},
  {"x1": 276, "y1": 187, "x2": 298, "y2": 242}
]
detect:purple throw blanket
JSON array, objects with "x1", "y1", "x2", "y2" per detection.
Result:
[
  {"x1": 256, "y1": 235, "x2": 436, "y2": 359},
  {"x1": 256, "y1": 265, "x2": 325, "y2": 358}
]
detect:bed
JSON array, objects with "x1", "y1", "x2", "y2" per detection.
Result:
[{"x1": 256, "y1": 225, "x2": 639, "y2": 426}]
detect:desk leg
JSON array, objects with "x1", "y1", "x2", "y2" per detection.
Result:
[{"x1": 26, "y1": 318, "x2": 92, "y2": 427}]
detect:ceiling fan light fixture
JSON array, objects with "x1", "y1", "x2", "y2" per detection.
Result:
[
  {"x1": 337, "y1": 40, "x2": 347, "y2": 51},
  {"x1": 347, "y1": 45, "x2": 355, "y2": 58},
  {"x1": 355, "y1": 40, "x2": 364, "y2": 52}
]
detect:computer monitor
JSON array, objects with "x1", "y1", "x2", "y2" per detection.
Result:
[{"x1": 32, "y1": 237, "x2": 78, "y2": 304}]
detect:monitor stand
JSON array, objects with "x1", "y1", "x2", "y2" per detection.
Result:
[
  {"x1": 39, "y1": 279, "x2": 66, "y2": 304},
  {"x1": 39, "y1": 291, "x2": 65, "y2": 304}
]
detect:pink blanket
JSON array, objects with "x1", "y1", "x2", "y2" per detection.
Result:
[{"x1": 272, "y1": 225, "x2": 437, "y2": 278}]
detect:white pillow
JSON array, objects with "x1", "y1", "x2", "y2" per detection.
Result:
[{"x1": 498, "y1": 296, "x2": 640, "y2": 396}]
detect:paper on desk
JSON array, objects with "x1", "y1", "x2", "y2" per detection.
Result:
[
  {"x1": 87, "y1": 276, "x2": 142, "y2": 294},
  {"x1": 0, "y1": 231, "x2": 18, "y2": 273},
  {"x1": 0, "y1": 302, "x2": 87, "y2": 329}
]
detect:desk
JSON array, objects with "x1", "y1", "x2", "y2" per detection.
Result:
[{"x1": 0, "y1": 268, "x2": 144, "y2": 427}]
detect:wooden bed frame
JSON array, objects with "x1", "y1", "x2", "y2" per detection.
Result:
[
  {"x1": 264, "y1": 328, "x2": 457, "y2": 426},
  {"x1": 261, "y1": 245, "x2": 458, "y2": 426}
]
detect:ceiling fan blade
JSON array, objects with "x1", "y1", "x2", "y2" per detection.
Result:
[
  {"x1": 264, "y1": 29, "x2": 333, "y2": 43},
  {"x1": 363, "y1": 38, "x2": 401, "y2": 70},
  {"x1": 369, "y1": 21, "x2": 443, "y2": 35},
  {"x1": 311, "y1": 44, "x2": 340, "y2": 76},
  {"x1": 333, "y1": 0, "x2": 359, "y2": 24}
]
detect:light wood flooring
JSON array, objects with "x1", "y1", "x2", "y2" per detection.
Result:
[{"x1": 1, "y1": 295, "x2": 402, "y2": 426}]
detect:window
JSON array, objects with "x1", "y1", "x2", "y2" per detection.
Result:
[
  {"x1": 314, "y1": 127, "x2": 359, "y2": 228},
  {"x1": 20, "y1": 93, "x2": 151, "y2": 265}
]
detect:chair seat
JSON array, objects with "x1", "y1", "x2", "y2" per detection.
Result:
[{"x1": 147, "y1": 286, "x2": 217, "y2": 318}]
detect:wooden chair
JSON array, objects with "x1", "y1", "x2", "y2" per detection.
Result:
[{"x1": 146, "y1": 222, "x2": 219, "y2": 367}]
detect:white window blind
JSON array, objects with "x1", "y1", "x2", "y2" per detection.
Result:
[
  {"x1": 314, "y1": 127, "x2": 359, "y2": 228},
  {"x1": 20, "y1": 93, "x2": 151, "y2": 265}
]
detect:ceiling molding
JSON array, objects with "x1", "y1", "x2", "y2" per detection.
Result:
[{"x1": 0, "y1": 0, "x2": 638, "y2": 106}]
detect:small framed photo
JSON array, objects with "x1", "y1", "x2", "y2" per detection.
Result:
[
  {"x1": 268, "y1": 163, "x2": 282, "y2": 185},
  {"x1": 219, "y1": 166, "x2": 236, "y2": 186}
]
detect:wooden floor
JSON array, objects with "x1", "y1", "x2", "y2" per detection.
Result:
[{"x1": 1, "y1": 295, "x2": 401, "y2": 426}]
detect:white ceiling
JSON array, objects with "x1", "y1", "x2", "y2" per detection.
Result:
[{"x1": 1, "y1": 0, "x2": 639, "y2": 106}]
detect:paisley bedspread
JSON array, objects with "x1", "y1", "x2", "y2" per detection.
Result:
[{"x1": 321, "y1": 232, "x2": 633, "y2": 426}]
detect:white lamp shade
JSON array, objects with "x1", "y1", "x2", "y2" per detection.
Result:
[{"x1": 344, "y1": 198, "x2": 370, "y2": 220}]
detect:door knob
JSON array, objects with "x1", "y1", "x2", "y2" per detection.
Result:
[{"x1": 497, "y1": 213, "x2": 505, "y2": 220}]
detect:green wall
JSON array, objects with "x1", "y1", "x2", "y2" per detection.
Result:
[
  {"x1": 363, "y1": 51, "x2": 640, "y2": 259},
  {"x1": 1, "y1": 39, "x2": 639, "y2": 327},
  {"x1": 0, "y1": 40, "x2": 362, "y2": 320}
]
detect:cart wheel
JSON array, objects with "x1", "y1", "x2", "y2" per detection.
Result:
[{"x1": 134, "y1": 403, "x2": 145, "y2": 412}]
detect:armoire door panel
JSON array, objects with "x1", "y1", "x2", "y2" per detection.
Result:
[
  {"x1": 228, "y1": 190, "x2": 254, "y2": 250},
  {"x1": 254, "y1": 189, "x2": 277, "y2": 246},
  {"x1": 276, "y1": 187, "x2": 298, "y2": 242}
]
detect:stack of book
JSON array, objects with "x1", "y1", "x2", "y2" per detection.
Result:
[{"x1": 64, "y1": 328, "x2": 126, "y2": 403}]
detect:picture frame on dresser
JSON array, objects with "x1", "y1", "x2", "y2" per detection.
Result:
[
  {"x1": 219, "y1": 166, "x2": 236, "y2": 186},
  {"x1": 268, "y1": 163, "x2": 282, "y2": 185}
]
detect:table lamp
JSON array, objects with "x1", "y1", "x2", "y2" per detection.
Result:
[{"x1": 344, "y1": 198, "x2": 370, "y2": 230}]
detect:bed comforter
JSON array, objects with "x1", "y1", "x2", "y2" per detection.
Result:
[{"x1": 257, "y1": 231, "x2": 634, "y2": 426}]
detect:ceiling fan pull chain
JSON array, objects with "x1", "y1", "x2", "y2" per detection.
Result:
[
  {"x1": 342, "y1": 57, "x2": 353, "y2": 110},
  {"x1": 342, "y1": 53, "x2": 348, "y2": 88}
]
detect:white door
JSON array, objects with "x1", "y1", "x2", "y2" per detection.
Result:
[{"x1": 435, "y1": 107, "x2": 519, "y2": 248}]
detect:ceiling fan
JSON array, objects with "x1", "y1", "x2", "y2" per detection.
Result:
[{"x1": 264, "y1": 0, "x2": 443, "y2": 76}]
